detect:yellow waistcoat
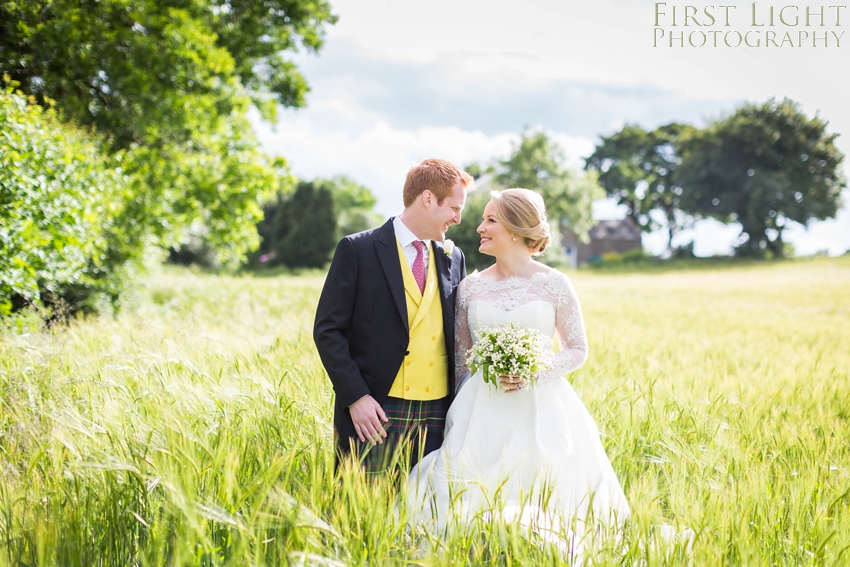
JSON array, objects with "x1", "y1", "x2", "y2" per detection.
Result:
[{"x1": 388, "y1": 239, "x2": 448, "y2": 400}]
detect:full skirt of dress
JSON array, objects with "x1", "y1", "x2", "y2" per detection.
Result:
[{"x1": 408, "y1": 370, "x2": 630, "y2": 532}]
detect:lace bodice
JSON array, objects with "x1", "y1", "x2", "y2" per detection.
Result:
[{"x1": 455, "y1": 269, "x2": 588, "y2": 388}]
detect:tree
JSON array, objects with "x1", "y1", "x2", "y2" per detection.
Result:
[
  {"x1": 453, "y1": 143, "x2": 594, "y2": 271},
  {"x1": 445, "y1": 189, "x2": 493, "y2": 272},
  {"x1": 677, "y1": 98, "x2": 845, "y2": 257},
  {"x1": 1, "y1": 0, "x2": 335, "y2": 139},
  {"x1": 585, "y1": 123, "x2": 695, "y2": 250},
  {"x1": 253, "y1": 181, "x2": 338, "y2": 269},
  {"x1": 166, "y1": 160, "x2": 294, "y2": 268},
  {"x1": 497, "y1": 130, "x2": 603, "y2": 243},
  {"x1": 0, "y1": 0, "x2": 336, "y2": 272},
  {"x1": 279, "y1": 182, "x2": 337, "y2": 268},
  {"x1": 0, "y1": 88, "x2": 124, "y2": 317},
  {"x1": 248, "y1": 176, "x2": 381, "y2": 270},
  {"x1": 316, "y1": 176, "x2": 383, "y2": 236}
]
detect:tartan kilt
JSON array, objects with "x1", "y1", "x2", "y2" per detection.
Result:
[{"x1": 348, "y1": 396, "x2": 448, "y2": 475}]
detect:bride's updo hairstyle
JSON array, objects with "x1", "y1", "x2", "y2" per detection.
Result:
[{"x1": 490, "y1": 188, "x2": 551, "y2": 255}]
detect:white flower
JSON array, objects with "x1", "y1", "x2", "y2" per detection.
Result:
[
  {"x1": 443, "y1": 239, "x2": 455, "y2": 256},
  {"x1": 466, "y1": 322, "x2": 551, "y2": 388}
]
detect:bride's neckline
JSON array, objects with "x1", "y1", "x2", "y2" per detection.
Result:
[{"x1": 469, "y1": 268, "x2": 557, "y2": 284}]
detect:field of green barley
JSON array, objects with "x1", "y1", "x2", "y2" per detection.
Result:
[{"x1": 1, "y1": 257, "x2": 849, "y2": 566}]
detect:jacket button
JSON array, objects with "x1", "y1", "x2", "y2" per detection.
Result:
[{"x1": 405, "y1": 350, "x2": 410, "y2": 356}]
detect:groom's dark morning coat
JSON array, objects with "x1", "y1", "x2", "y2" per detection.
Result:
[{"x1": 313, "y1": 218, "x2": 466, "y2": 454}]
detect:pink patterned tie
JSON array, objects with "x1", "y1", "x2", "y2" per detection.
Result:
[{"x1": 411, "y1": 240, "x2": 426, "y2": 294}]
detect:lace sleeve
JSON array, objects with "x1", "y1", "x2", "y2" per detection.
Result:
[
  {"x1": 537, "y1": 272, "x2": 588, "y2": 383},
  {"x1": 454, "y1": 279, "x2": 473, "y2": 393}
]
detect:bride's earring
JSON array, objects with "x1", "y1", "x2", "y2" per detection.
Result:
[{"x1": 512, "y1": 236, "x2": 518, "y2": 242}]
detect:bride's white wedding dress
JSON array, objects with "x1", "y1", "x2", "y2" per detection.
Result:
[{"x1": 408, "y1": 269, "x2": 630, "y2": 536}]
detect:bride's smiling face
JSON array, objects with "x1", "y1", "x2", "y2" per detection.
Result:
[{"x1": 477, "y1": 201, "x2": 514, "y2": 256}]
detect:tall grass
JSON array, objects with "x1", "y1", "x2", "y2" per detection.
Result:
[{"x1": 1, "y1": 258, "x2": 849, "y2": 565}]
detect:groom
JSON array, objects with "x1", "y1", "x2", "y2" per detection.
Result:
[{"x1": 313, "y1": 159, "x2": 472, "y2": 474}]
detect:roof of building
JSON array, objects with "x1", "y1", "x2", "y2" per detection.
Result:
[{"x1": 588, "y1": 219, "x2": 641, "y2": 242}]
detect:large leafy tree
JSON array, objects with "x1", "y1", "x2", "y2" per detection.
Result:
[
  {"x1": 246, "y1": 176, "x2": 381, "y2": 269},
  {"x1": 496, "y1": 130, "x2": 603, "y2": 242},
  {"x1": 253, "y1": 181, "x2": 337, "y2": 269},
  {"x1": 677, "y1": 98, "x2": 845, "y2": 257},
  {"x1": 449, "y1": 134, "x2": 602, "y2": 270},
  {"x1": 316, "y1": 175, "x2": 383, "y2": 237},
  {"x1": 1, "y1": 0, "x2": 335, "y2": 136},
  {"x1": 585, "y1": 123, "x2": 695, "y2": 250},
  {"x1": 0, "y1": 89, "x2": 123, "y2": 316},
  {"x1": 445, "y1": 188, "x2": 492, "y2": 272},
  {"x1": 0, "y1": 0, "x2": 336, "y2": 263}
]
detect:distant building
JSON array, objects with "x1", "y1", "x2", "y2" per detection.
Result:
[
  {"x1": 562, "y1": 218, "x2": 642, "y2": 268},
  {"x1": 473, "y1": 172, "x2": 495, "y2": 191}
]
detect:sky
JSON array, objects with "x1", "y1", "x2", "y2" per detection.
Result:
[{"x1": 253, "y1": 0, "x2": 850, "y2": 256}]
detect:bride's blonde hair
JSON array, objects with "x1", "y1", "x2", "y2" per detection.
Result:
[{"x1": 489, "y1": 188, "x2": 551, "y2": 255}]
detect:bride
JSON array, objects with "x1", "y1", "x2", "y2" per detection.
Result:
[{"x1": 407, "y1": 188, "x2": 630, "y2": 539}]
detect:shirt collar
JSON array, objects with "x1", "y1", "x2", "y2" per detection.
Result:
[{"x1": 393, "y1": 215, "x2": 430, "y2": 248}]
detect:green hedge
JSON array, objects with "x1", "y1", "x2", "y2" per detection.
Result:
[{"x1": 0, "y1": 89, "x2": 124, "y2": 317}]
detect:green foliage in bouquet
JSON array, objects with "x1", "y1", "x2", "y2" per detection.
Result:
[{"x1": 466, "y1": 322, "x2": 551, "y2": 387}]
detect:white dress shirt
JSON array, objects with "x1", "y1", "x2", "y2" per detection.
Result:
[{"x1": 393, "y1": 215, "x2": 430, "y2": 272}]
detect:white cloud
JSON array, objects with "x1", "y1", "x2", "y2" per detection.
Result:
[
  {"x1": 254, "y1": 110, "x2": 513, "y2": 213},
  {"x1": 639, "y1": 196, "x2": 850, "y2": 257},
  {"x1": 255, "y1": 0, "x2": 850, "y2": 257},
  {"x1": 254, "y1": 101, "x2": 850, "y2": 257},
  {"x1": 644, "y1": 219, "x2": 747, "y2": 257},
  {"x1": 593, "y1": 197, "x2": 629, "y2": 221},
  {"x1": 253, "y1": 110, "x2": 596, "y2": 216},
  {"x1": 784, "y1": 195, "x2": 850, "y2": 256},
  {"x1": 324, "y1": 0, "x2": 850, "y2": 116}
]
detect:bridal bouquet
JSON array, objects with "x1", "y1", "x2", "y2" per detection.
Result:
[{"x1": 466, "y1": 322, "x2": 551, "y2": 388}]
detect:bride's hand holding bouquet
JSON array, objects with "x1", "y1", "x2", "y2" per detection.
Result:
[{"x1": 466, "y1": 322, "x2": 551, "y2": 394}]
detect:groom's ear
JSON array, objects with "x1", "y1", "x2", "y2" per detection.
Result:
[{"x1": 422, "y1": 189, "x2": 434, "y2": 208}]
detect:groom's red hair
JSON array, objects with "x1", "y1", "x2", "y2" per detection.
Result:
[{"x1": 403, "y1": 159, "x2": 474, "y2": 207}]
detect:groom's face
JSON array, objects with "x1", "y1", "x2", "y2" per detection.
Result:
[{"x1": 422, "y1": 181, "x2": 467, "y2": 241}]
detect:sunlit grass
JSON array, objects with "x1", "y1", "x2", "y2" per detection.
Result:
[{"x1": 1, "y1": 257, "x2": 849, "y2": 565}]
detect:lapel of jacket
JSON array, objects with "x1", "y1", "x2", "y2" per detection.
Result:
[
  {"x1": 375, "y1": 218, "x2": 408, "y2": 332},
  {"x1": 432, "y1": 240, "x2": 456, "y2": 397},
  {"x1": 431, "y1": 240, "x2": 453, "y2": 309}
]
